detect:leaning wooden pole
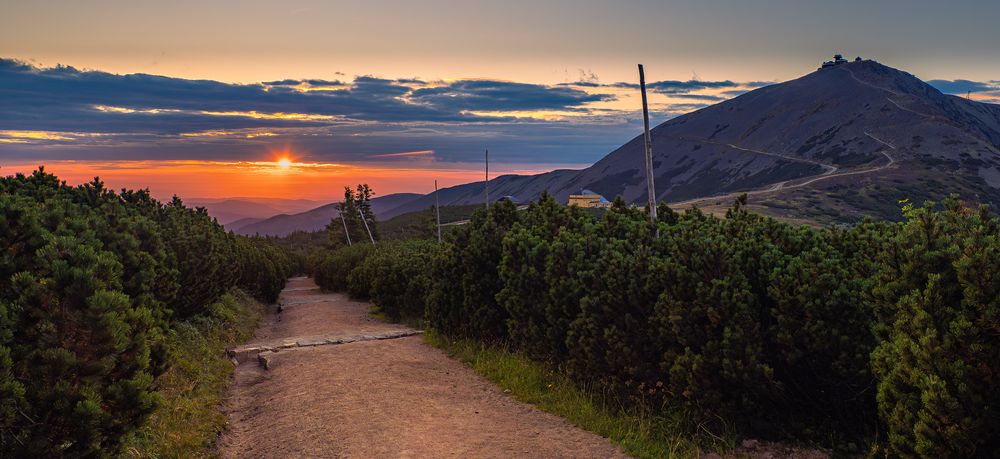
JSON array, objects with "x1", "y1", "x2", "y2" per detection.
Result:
[
  {"x1": 435, "y1": 179, "x2": 442, "y2": 243},
  {"x1": 638, "y1": 64, "x2": 658, "y2": 234},
  {"x1": 358, "y1": 207, "x2": 376, "y2": 245},
  {"x1": 340, "y1": 206, "x2": 352, "y2": 246}
]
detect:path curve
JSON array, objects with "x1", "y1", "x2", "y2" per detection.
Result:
[
  {"x1": 670, "y1": 133, "x2": 895, "y2": 208},
  {"x1": 219, "y1": 277, "x2": 627, "y2": 459}
]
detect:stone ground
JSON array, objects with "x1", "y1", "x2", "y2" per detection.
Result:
[{"x1": 217, "y1": 276, "x2": 628, "y2": 458}]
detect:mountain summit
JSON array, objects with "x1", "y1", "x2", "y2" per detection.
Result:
[{"x1": 398, "y1": 59, "x2": 1000, "y2": 223}]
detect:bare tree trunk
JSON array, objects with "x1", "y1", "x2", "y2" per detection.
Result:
[
  {"x1": 340, "y1": 209, "x2": 352, "y2": 246},
  {"x1": 358, "y1": 208, "x2": 376, "y2": 245}
]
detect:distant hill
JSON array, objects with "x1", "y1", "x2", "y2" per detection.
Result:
[
  {"x1": 227, "y1": 216, "x2": 265, "y2": 229},
  {"x1": 389, "y1": 59, "x2": 1000, "y2": 224},
  {"x1": 231, "y1": 193, "x2": 422, "y2": 236},
  {"x1": 187, "y1": 197, "x2": 322, "y2": 225}
]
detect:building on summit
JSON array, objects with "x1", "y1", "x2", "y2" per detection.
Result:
[{"x1": 820, "y1": 54, "x2": 850, "y2": 69}]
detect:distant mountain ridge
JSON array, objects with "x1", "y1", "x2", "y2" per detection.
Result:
[
  {"x1": 228, "y1": 59, "x2": 1000, "y2": 233},
  {"x1": 230, "y1": 193, "x2": 422, "y2": 236},
  {"x1": 389, "y1": 59, "x2": 1000, "y2": 223},
  {"x1": 187, "y1": 197, "x2": 322, "y2": 225}
]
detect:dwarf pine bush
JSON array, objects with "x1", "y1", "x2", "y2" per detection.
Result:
[
  {"x1": 312, "y1": 193, "x2": 999, "y2": 456},
  {"x1": 0, "y1": 169, "x2": 291, "y2": 455}
]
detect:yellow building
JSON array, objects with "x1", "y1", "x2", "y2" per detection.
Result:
[{"x1": 567, "y1": 190, "x2": 610, "y2": 208}]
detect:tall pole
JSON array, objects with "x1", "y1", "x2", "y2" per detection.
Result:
[
  {"x1": 638, "y1": 64, "x2": 658, "y2": 234},
  {"x1": 358, "y1": 208, "x2": 376, "y2": 245},
  {"x1": 435, "y1": 179, "x2": 442, "y2": 243},
  {"x1": 340, "y1": 207, "x2": 352, "y2": 246},
  {"x1": 484, "y1": 147, "x2": 490, "y2": 210}
]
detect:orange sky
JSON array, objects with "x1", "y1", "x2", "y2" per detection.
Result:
[
  {"x1": 3, "y1": 0, "x2": 998, "y2": 202},
  {"x1": 1, "y1": 158, "x2": 586, "y2": 201}
]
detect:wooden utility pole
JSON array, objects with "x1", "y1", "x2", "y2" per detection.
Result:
[
  {"x1": 484, "y1": 147, "x2": 490, "y2": 209},
  {"x1": 340, "y1": 207, "x2": 352, "y2": 246},
  {"x1": 638, "y1": 64, "x2": 658, "y2": 233},
  {"x1": 435, "y1": 179, "x2": 442, "y2": 242},
  {"x1": 358, "y1": 208, "x2": 376, "y2": 245}
]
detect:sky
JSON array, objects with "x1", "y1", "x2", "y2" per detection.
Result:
[{"x1": 2, "y1": 0, "x2": 999, "y2": 200}]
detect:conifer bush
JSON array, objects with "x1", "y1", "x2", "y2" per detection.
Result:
[
  {"x1": 0, "y1": 169, "x2": 291, "y2": 455},
  {"x1": 314, "y1": 244, "x2": 374, "y2": 292},
  {"x1": 425, "y1": 200, "x2": 519, "y2": 341},
  {"x1": 364, "y1": 240, "x2": 440, "y2": 320},
  {"x1": 311, "y1": 188, "x2": 999, "y2": 455},
  {"x1": 498, "y1": 194, "x2": 594, "y2": 360},
  {"x1": 870, "y1": 199, "x2": 1000, "y2": 457}
]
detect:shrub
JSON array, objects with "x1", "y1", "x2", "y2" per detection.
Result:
[
  {"x1": 365, "y1": 240, "x2": 441, "y2": 320},
  {"x1": 498, "y1": 194, "x2": 595, "y2": 360},
  {"x1": 870, "y1": 199, "x2": 1000, "y2": 457},
  {"x1": 120, "y1": 291, "x2": 266, "y2": 457},
  {"x1": 426, "y1": 200, "x2": 519, "y2": 341},
  {"x1": 0, "y1": 169, "x2": 291, "y2": 455},
  {"x1": 314, "y1": 244, "x2": 374, "y2": 292},
  {"x1": 0, "y1": 196, "x2": 159, "y2": 456},
  {"x1": 316, "y1": 188, "x2": 1000, "y2": 455}
]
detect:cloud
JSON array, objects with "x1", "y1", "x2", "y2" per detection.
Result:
[
  {"x1": 262, "y1": 79, "x2": 301, "y2": 86},
  {"x1": 409, "y1": 80, "x2": 614, "y2": 112},
  {"x1": 370, "y1": 149, "x2": 435, "y2": 158},
  {"x1": 928, "y1": 79, "x2": 1000, "y2": 94},
  {"x1": 0, "y1": 58, "x2": 618, "y2": 135},
  {"x1": 304, "y1": 79, "x2": 345, "y2": 86},
  {"x1": 560, "y1": 78, "x2": 772, "y2": 95},
  {"x1": 0, "y1": 58, "x2": 761, "y2": 168},
  {"x1": 645, "y1": 80, "x2": 739, "y2": 94}
]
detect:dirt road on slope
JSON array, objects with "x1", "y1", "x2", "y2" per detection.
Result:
[
  {"x1": 671, "y1": 132, "x2": 897, "y2": 210},
  {"x1": 218, "y1": 277, "x2": 627, "y2": 459}
]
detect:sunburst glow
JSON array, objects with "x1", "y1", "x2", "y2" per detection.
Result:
[{"x1": 277, "y1": 157, "x2": 291, "y2": 168}]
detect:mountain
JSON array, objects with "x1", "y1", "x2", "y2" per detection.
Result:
[
  {"x1": 391, "y1": 59, "x2": 1000, "y2": 224},
  {"x1": 187, "y1": 197, "x2": 323, "y2": 225},
  {"x1": 227, "y1": 216, "x2": 266, "y2": 229},
  {"x1": 231, "y1": 193, "x2": 422, "y2": 236}
]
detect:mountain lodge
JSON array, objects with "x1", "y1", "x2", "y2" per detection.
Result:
[{"x1": 567, "y1": 190, "x2": 610, "y2": 208}]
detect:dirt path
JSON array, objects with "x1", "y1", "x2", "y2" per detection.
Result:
[{"x1": 219, "y1": 277, "x2": 628, "y2": 459}]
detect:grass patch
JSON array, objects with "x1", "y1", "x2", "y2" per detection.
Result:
[
  {"x1": 121, "y1": 290, "x2": 267, "y2": 458},
  {"x1": 424, "y1": 330, "x2": 736, "y2": 459}
]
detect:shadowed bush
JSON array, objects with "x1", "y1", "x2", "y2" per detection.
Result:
[
  {"x1": 0, "y1": 169, "x2": 291, "y2": 456},
  {"x1": 311, "y1": 191, "x2": 1000, "y2": 456}
]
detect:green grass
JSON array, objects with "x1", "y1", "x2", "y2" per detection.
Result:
[
  {"x1": 424, "y1": 331, "x2": 736, "y2": 459},
  {"x1": 120, "y1": 290, "x2": 267, "y2": 458}
]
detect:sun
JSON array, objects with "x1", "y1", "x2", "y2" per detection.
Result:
[{"x1": 276, "y1": 157, "x2": 291, "y2": 168}]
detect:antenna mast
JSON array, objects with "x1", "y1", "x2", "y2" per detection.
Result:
[{"x1": 638, "y1": 64, "x2": 658, "y2": 234}]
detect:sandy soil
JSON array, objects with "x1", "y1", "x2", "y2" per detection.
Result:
[{"x1": 218, "y1": 277, "x2": 627, "y2": 458}]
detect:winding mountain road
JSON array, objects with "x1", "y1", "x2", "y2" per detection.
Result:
[{"x1": 669, "y1": 132, "x2": 896, "y2": 209}]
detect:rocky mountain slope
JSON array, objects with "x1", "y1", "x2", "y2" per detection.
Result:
[{"x1": 395, "y1": 59, "x2": 1000, "y2": 223}]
